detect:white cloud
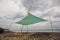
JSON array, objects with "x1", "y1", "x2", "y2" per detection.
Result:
[
  {"x1": 0, "y1": 0, "x2": 27, "y2": 18},
  {"x1": 0, "y1": 0, "x2": 19, "y2": 16}
]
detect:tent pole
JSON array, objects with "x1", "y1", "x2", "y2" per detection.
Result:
[
  {"x1": 21, "y1": 25, "x2": 24, "y2": 32},
  {"x1": 27, "y1": 25, "x2": 28, "y2": 32},
  {"x1": 49, "y1": 17, "x2": 53, "y2": 32}
]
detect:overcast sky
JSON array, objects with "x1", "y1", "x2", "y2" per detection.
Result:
[{"x1": 0, "y1": 0, "x2": 60, "y2": 32}]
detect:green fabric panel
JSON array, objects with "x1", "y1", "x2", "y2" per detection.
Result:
[{"x1": 16, "y1": 13, "x2": 46, "y2": 25}]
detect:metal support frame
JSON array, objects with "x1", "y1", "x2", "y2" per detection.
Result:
[
  {"x1": 21, "y1": 25, "x2": 29, "y2": 32},
  {"x1": 49, "y1": 17, "x2": 53, "y2": 32}
]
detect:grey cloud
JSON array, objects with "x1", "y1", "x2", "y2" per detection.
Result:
[
  {"x1": 4, "y1": 13, "x2": 24, "y2": 20},
  {"x1": 22, "y1": 0, "x2": 60, "y2": 12},
  {"x1": 0, "y1": 18, "x2": 12, "y2": 29},
  {"x1": 40, "y1": 10, "x2": 57, "y2": 18},
  {"x1": 53, "y1": 22, "x2": 60, "y2": 29},
  {"x1": 0, "y1": 17, "x2": 21, "y2": 31},
  {"x1": 31, "y1": 6, "x2": 60, "y2": 19},
  {"x1": 54, "y1": 15, "x2": 60, "y2": 18},
  {"x1": 14, "y1": 12, "x2": 25, "y2": 19},
  {"x1": 54, "y1": 12, "x2": 60, "y2": 18},
  {"x1": 52, "y1": 0, "x2": 60, "y2": 6},
  {"x1": 22, "y1": 0, "x2": 53, "y2": 11}
]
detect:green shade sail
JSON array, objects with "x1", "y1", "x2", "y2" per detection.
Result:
[{"x1": 16, "y1": 13, "x2": 46, "y2": 25}]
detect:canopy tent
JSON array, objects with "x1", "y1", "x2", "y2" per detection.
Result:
[
  {"x1": 16, "y1": 13, "x2": 46, "y2": 25},
  {"x1": 16, "y1": 13, "x2": 46, "y2": 32}
]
